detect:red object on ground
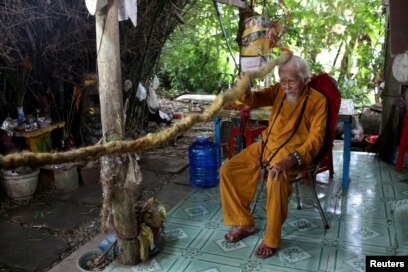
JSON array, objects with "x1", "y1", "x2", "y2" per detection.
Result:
[
  {"x1": 396, "y1": 115, "x2": 408, "y2": 172},
  {"x1": 366, "y1": 135, "x2": 379, "y2": 144},
  {"x1": 172, "y1": 112, "x2": 183, "y2": 119},
  {"x1": 228, "y1": 123, "x2": 267, "y2": 158}
]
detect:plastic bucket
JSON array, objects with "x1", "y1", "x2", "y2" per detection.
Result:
[
  {"x1": 79, "y1": 165, "x2": 101, "y2": 185},
  {"x1": 1, "y1": 170, "x2": 39, "y2": 201},
  {"x1": 53, "y1": 164, "x2": 79, "y2": 192},
  {"x1": 76, "y1": 249, "x2": 103, "y2": 272}
]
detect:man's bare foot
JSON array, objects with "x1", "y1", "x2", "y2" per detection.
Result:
[
  {"x1": 224, "y1": 226, "x2": 256, "y2": 243},
  {"x1": 254, "y1": 241, "x2": 275, "y2": 258}
]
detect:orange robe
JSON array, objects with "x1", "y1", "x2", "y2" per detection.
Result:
[{"x1": 220, "y1": 83, "x2": 327, "y2": 248}]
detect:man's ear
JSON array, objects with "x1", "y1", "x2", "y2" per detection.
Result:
[{"x1": 304, "y1": 78, "x2": 311, "y2": 85}]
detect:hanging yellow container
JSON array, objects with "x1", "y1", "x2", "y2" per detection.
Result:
[{"x1": 240, "y1": 15, "x2": 270, "y2": 57}]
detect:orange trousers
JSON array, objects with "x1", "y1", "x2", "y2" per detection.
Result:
[{"x1": 220, "y1": 141, "x2": 297, "y2": 248}]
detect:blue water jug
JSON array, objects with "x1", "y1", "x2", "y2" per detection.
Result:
[{"x1": 189, "y1": 136, "x2": 219, "y2": 188}]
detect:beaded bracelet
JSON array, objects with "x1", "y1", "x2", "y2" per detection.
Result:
[{"x1": 289, "y1": 151, "x2": 302, "y2": 166}]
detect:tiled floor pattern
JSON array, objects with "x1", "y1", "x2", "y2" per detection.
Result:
[{"x1": 106, "y1": 151, "x2": 408, "y2": 272}]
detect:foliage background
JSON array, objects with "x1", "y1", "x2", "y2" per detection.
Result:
[
  {"x1": 0, "y1": 0, "x2": 385, "y2": 144},
  {"x1": 158, "y1": 0, "x2": 239, "y2": 96},
  {"x1": 158, "y1": 0, "x2": 385, "y2": 110}
]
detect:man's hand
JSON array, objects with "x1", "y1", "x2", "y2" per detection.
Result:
[{"x1": 267, "y1": 155, "x2": 297, "y2": 181}]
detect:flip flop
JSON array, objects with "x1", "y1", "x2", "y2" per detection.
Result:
[
  {"x1": 224, "y1": 227, "x2": 257, "y2": 243},
  {"x1": 254, "y1": 241, "x2": 276, "y2": 259}
]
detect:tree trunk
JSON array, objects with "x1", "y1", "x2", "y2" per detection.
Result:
[{"x1": 96, "y1": 0, "x2": 139, "y2": 265}]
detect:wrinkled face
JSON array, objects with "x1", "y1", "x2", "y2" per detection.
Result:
[{"x1": 278, "y1": 63, "x2": 306, "y2": 103}]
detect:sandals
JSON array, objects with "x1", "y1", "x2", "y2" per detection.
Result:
[
  {"x1": 254, "y1": 241, "x2": 276, "y2": 259},
  {"x1": 224, "y1": 227, "x2": 257, "y2": 243}
]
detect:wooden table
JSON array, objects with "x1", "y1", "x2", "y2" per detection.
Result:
[
  {"x1": 214, "y1": 99, "x2": 355, "y2": 190},
  {"x1": 12, "y1": 121, "x2": 65, "y2": 152}
]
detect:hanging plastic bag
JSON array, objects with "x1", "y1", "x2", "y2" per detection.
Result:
[
  {"x1": 123, "y1": 79, "x2": 132, "y2": 93},
  {"x1": 136, "y1": 83, "x2": 147, "y2": 101},
  {"x1": 159, "y1": 110, "x2": 172, "y2": 122},
  {"x1": 151, "y1": 75, "x2": 160, "y2": 90},
  {"x1": 146, "y1": 75, "x2": 160, "y2": 113}
]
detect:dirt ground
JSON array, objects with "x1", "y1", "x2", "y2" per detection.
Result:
[{"x1": 0, "y1": 97, "x2": 218, "y2": 271}]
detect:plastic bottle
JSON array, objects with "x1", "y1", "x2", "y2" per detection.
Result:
[
  {"x1": 98, "y1": 232, "x2": 119, "y2": 258},
  {"x1": 188, "y1": 136, "x2": 219, "y2": 188}
]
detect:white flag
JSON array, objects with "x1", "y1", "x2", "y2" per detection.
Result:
[
  {"x1": 85, "y1": 0, "x2": 137, "y2": 27},
  {"x1": 118, "y1": 0, "x2": 137, "y2": 26},
  {"x1": 85, "y1": 0, "x2": 108, "y2": 16}
]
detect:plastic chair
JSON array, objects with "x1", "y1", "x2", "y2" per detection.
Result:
[
  {"x1": 307, "y1": 73, "x2": 342, "y2": 179},
  {"x1": 396, "y1": 115, "x2": 408, "y2": 172},
  {"x1": 250, "y1": 73, "x2": 341, "y2": 229},
  {"x1": 228, "y1": 123, "x2": 267, "y2": 158}
]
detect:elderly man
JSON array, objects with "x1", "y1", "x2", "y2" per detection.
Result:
[{"x1": 220, "y1": 55, "x2": 328, "y2": 258}]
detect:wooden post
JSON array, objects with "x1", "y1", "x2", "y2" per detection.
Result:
[
  {"x1": 95, "y1": 0, "x2": 139, "y2": 264},
  {"x1": 378, "y1": 18, "x2": 402, "y2": 162}
]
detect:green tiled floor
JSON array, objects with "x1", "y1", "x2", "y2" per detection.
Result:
[{"x1": 106, "y1": 151, "x2": 408, "y2": 272}]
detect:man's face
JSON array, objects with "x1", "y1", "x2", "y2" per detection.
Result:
[{"x1": 278, "y1": 64, "x2": 306, "y2": 103}]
